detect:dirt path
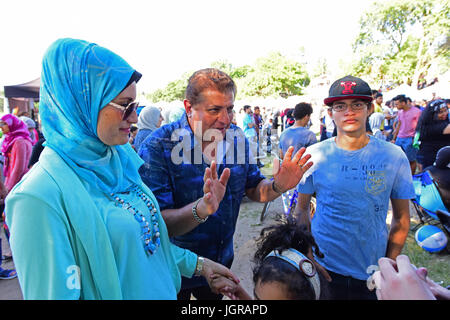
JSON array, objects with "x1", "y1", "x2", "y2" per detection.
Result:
[{"x1": 230, "y1": 195, "x2": 283, "y2": 298}]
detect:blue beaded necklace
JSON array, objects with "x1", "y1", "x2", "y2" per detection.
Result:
[{"x1": 110, "y1": 185, "x2": 161, "y2": 254}]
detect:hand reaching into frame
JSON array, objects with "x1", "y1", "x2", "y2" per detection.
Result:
[{"x1": 371, "y1": 255, "x2": 437, "y2": 300}]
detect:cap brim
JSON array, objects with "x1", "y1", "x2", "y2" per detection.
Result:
[{"x1": 324, "y1": 95, "x2": 373, "y2": 106}]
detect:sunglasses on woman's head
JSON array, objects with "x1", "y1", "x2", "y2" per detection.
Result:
[{"x1": 108, "y1": 101, "x2": 139, "y2": 120}]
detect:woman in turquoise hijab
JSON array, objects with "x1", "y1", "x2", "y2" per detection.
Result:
[{"x1": 5, "y1": 38, "x2": 238, "y2": 300}]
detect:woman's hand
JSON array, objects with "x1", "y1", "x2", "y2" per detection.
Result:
[
  {"x1": 200, "y1": 258, "x2": 239, "y2": 295},
  {"x1": 210, "y1": 274, "x2": 253, "y2": 300}
]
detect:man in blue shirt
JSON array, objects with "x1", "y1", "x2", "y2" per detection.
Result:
[
  {"x1": 295, "y1": 75, "x2": 415, "y2": 300},
  {"x1": 278, "y1": 102, "x2": 317, "y2": 159},
  {"x1": 139, "y1": 68, "x2": 313, "y2": 300}
]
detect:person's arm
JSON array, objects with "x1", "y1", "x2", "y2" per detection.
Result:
[
  {"x1": 421, "y1": 122, "x2": 450, "y2": 139},
  {"x1": 159, "y1": 161, "x2": 230, "y2": 237},
  {"x1": 293, "y1": 188, "x2": 331, "y2": 282},
  {"x1": 5, "y1": 139, "x2": 31, "y2": 191},
  {"x1": 139, "y1": 134, "x2": 231, "y2": 237},
  {"x1": 391, "y1": 119, "x2": 401, "y2": 142},
  {"x1": 209, "y1": 274, "x2": 253, "y2": 300},
  {"x1": 386, "y1": 150, "x2": 415, "y2": 259},
  {"x1": 200, "y1": 257, "x2": 240, "y2": 295},
  {"x1": 294, "y1": 192, "x2": 313, "y2": 229},
  {"x1": 6, "y1": 193, "x2": 80, "y2": 299},
  {"x1": 245, "y1": 147, "x2": 313, "y2": 203},
  {"x1": 444, "y1": 124, "x2": 450, "y2": 134},
  {"x1": 169, "y1": 243, "x2": 240, "y2": 295},
  {"x1": 386, "y1": 198, "x2": 410, "y2": 259}
]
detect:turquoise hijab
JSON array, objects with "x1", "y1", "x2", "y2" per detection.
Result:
[{"x1": 40, "y1": 38, "x2": 143, "y2": 193}]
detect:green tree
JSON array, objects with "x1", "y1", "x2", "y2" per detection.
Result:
[
  {"x1": 147, "y1": 72, "x2": 190, "y2": 103},
  {"x1": 237, "y1": 51, "x2": 309, "y2": 98},
  {"x1": 147, "y1": 52, "x2": 309, "y2": 101},
  {"x1": 352, "y1": 0, "x2": 449, "y2": 87}
]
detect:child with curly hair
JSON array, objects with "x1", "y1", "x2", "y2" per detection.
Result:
[{"x1": 212, "y1": 217, "x2": 330, "y2": 300}]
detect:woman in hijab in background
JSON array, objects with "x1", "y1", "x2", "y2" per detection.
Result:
[
  {"x1": 19, "y1": 116, "x2": 40, "y2": 146},
  {"x1": 415, "y1": 99, "x2": 450, "y2": 170},
  {"x1": 133, "y1": 106, "x2": 163, "y2": 153},
  {"x1": 0, "y1": 115, "x2": 33, "y2": 195},
  {"x1": 5, "y1": 38, "x2": 238, "y2": 300}
]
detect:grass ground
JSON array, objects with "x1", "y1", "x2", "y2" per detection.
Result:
[{"x1": 402, "y1": 222, "x2": 450, "y2": 287}]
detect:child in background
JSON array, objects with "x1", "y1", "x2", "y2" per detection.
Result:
[{"x1": 212, "y1": 217, "x2": 330, "y2": 300}]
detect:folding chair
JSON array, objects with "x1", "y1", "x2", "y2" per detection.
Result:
[{"x1": 411, "y1": 170, "x2": 449, "y2": 232}]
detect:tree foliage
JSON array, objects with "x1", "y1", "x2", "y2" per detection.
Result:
[
  {"x1": 147, "y1": 72, "x2": 191, "y2": 103},
  {"x1": 352, "y1": 0, "x2": 450, "y2": 87},
  {"x1": 147, "y1": 51, "x2": 309, "y2": 102},
  {"x1": 236, "y1": 52, "x2": 309, "y2": 99}
]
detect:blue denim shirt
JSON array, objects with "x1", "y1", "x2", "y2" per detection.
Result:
[{"x1": 138, "y1": 115, "x2": 265, "y2": 289}]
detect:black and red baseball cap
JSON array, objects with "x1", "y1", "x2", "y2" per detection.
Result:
[{"x1": 324, "y1": 75, "x2": 373, "y2": 106}]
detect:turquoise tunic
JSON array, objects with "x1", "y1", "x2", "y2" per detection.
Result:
[{"x1": 6, "y1": 147, "x2": 197, "y2": 299}]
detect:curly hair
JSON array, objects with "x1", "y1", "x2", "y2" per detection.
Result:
[
  {"x1": 252, "y1": 217, "x2": 328, "y2": 300},
  {"x1": 293, "y1": 102, "x2": 313, "y2": 121}
]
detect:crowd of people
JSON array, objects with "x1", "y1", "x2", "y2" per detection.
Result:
[{"x1": 0, "y1": 38, "x2": 449, "y2": 301}]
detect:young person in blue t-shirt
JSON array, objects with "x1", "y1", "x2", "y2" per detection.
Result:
[
  {"x1": 294, "y1": 75, "x2": 415, "y2": 300},
  {"x1": 278, "y1": 102, "x2": 317, "y2": 159}
]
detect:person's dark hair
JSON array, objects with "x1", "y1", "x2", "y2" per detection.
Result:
[
  {"x1": 252, "y1": 217, "x2": 329, "y2": 300},
  {"x1": 371, "y1": 89, "x2": 379, "y2": 96},
  {"x1": 416, "y1": 100, "x2": 448, "y2": 140},
  {"x1": 243, "y1": 105, "x2": 252, "y2": 111},
  {"x1": 130, "y1": 125, "x2": 138, "y2": 133},
  {"x1": 293, "y1": 102, "x2": 313, "y2": 121},
  {"x1": 416, "y1": 99, "x2": 449, "y2": 140},
  {"x1": 122, "y1": 71, "x2": 142, "y2": 93},
  {"x1": 375, "y1": 92, "x2": 383, "y2": 99},
  {"x1": 392, "y1": 95, "x2": 407, "y2": 103},
  {"x1": 185, "y1": 68, "x2": 236, "y2": 106}
]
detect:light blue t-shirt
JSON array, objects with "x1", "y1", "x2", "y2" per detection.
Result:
[
  {"x1": 297, "y1": 136, "x2": 415, "y2": 280},
  {"x1": 6, "y1": 149, "x2": 197, "y2": 299},
  {"x1": 243, "y1": 114, "x2": 256, "y2": 138},
  {"x1": 278, "y1": 126, "x2": 317, "y2": 156}
]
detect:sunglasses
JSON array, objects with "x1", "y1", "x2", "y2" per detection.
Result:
[{"x1": 108, "y1": 101, "x2": 139, "y2": 120}]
